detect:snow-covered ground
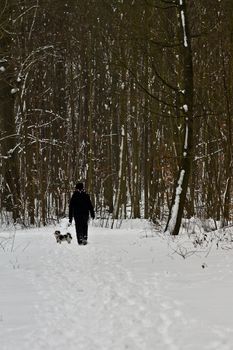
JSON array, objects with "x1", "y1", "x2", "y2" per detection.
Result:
[{"x1": 1, "y1": 220, "x2": 233, "y2": 350}]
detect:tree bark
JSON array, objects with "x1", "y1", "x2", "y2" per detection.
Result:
[{"x1": 165, "y1": 0, "x2": 194, "y2": 235}]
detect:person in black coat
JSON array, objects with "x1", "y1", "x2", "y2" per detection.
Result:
[{"x1": 69, "y1": 182, "x2": 95, "y2": 245}]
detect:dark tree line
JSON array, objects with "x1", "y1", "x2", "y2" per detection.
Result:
[{"x1": 0, "y1": 0, "x2": 232, "y2": 233}]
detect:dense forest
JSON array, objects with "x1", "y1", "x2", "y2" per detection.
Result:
[{"x1": 0, "y1": 0, "x2": 232, "y2": 233}]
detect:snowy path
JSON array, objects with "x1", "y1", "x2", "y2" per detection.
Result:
[{"x1": 1, "y1": 221, "x2": 233, "y2": 350}]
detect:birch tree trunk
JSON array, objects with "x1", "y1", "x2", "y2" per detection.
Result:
[{"x1": 165, "y1": 0, "x2": 194, "y2": 235}]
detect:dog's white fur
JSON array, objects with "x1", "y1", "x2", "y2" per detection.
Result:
[{"x1": 54, "y1": 230, "x2": 72, "y2": 244}]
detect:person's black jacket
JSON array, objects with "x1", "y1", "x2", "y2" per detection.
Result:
[{"x1": 69, "y1": 190, "x2": 95, "y2": 223}]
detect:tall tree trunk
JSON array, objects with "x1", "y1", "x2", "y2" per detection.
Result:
[
  {"x1": 0, "y1": 2, "x2": 21, "y2": 222},
  {"x1": 165, "y1": 0, "x2": 194, "y2": 235}
]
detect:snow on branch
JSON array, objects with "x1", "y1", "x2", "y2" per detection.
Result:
[{"x1": 179, "y1": 0, "x2": 188, "y2": 47}]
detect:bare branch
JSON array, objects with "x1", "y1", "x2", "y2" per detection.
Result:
[{"x1": 12, "y1": 5, "x2": 39, "y2": 24}]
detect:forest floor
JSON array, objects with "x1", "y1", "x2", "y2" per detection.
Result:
[{"x1": 1, "y1": 219, "x2": 233, "y2": 350}]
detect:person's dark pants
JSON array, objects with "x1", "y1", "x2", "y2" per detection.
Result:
[{"x1": 74, "y1": 216, "x2": 89, "y2": 244}]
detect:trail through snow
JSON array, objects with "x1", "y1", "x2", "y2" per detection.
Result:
[{"x1": 1, "y1": 221, "x2": 233, "y2": 350}]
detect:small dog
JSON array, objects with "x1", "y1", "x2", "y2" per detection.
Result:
[{"x1": 54, "y1": 230, "x2": 72, "y2": 244}]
